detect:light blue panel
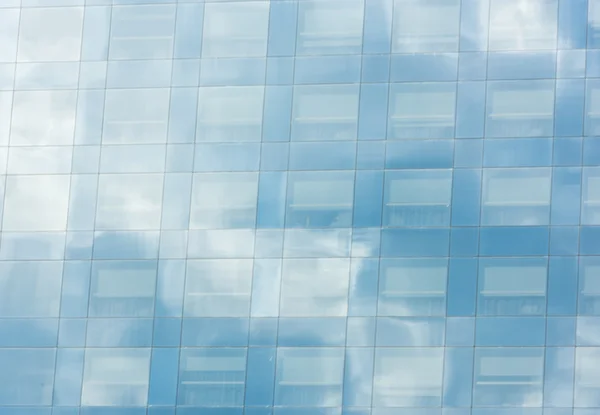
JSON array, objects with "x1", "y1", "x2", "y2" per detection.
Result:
[
  {"x1": 278, "y1": 318, "x2": 346, "y2": 347},
  {"x1": 354, "y1": 170, "x2": 384, "y2": 228},
  {"x1": 447, "y1": 258, "x2": 478, "y2": 316},
  {"x1": 174, "y1": 3, "x2": 203, "y2": 58},
  {"x1": 348, "y1": 257, "x2": 379, "y2": 316},
  {"x1": 381, "y1": 228, "x2": 450, "y2": 257},
  {"x1": 148, "y1": 348, "x2": 179, "y2": 405},
  {"x1": 559, "y1": 0, "x2": 587, "y2": 48},
  {"x1": 168, "y1": 88, "x2": 197, "y2": 144},
  {"x1": 583, "y1": 138, "x2": 600, "y2": 165},
  {"x1": 357, "y1": 141, "x2": 385, "y2": 170},
  {"x1": 588, "y1": 49, "x2": 600, "y2": 77},
  {"x1": 295, "y1": 55, "x2": 361, "y2": 84},
  {"x1": 358, "y1": 83, "x2": 388, "y2": 141},
  {"x1": 544, "y1": 347, "x2": 575, "y2": 407},
  {"x1": 450, "y1": 227, "x2": 479, "y2": 257},
  {"x1": 443, "y1": 348, "x2": 474, "y2": 407},
  {"x1": 554, "y1": 137, "x2": 583, "y2": 166},
  {"x1": 454, "y1": 139, "x2": 483, "y2": 168},
  {"x1": 0, "y1": 318, "x2": 58, "y2": 347},
  {"x1": 266, "y1": 57, "x2": 294, "y2": 85},
  {"x1": 153, "y1": 319, "x2": 182, "y2": 347},
  {"x1": 249, "y1": 318, "x2": 278, "y2": 346},
  {"x1": 555, "y1": 79, "x2": 585, "y2": 137},
  {"x1": 257, "y1": 171, "x2": 287, "y2": 229},
  {"x1": 451, "y1": 169, "x2": 482, "y2": 226},
  {"x1": 351, "y1": 228, "x2": 380, "y2": 257},
  {"x1": 195, "y1": 143, "x2": 260, "y2": 172},
  {"x1": 200, "y1": 58, "x2": 266, "y2": 87},
  {"x1": 487, "y1": 51, "x2": 556, "y2": 80},
  {"x1": 476, "y1": 317, "x2": 546, "y2": 346},
  {"x1": 267, "y1": 1, "x2": 298, "y2": 57},
  {"x1": 580, "y1": 226, "x2": 600, "y2": 255},
  {"x1": 346, "y1": 317, "x2": 376, "y2": 347},
  {"x1": 547, "y1": 317, "x2": 576, "y2": 346},
  {"x1": 548, "y1": 256, "x2": 578, "y2": 315},
  {"x1": 385, "y1": 140, "x2": 454, "y2": 169},
  {"x1": 362, "y1": 55, "x2": 390, "y2": 83},
  {"x1": 577, "y1": 317, "x2": 600, "y2": 345},
  {"x1": 456, "y1": 81, "x2": 485, "y2": 138},
  {"x1": 181, "y1": 318, "x2": 249, "y2": 347},
  {"x1": 107, "y1": 60, "x2": 172, "y2": 88},
  {"x1": 446, "y1": 317, "x2": 475, "y2": 346},
  {"x1": 53, "y1": 348, "x2": 84, "y2": 406},
  {"x1": 60, "y1": 261, "x2": 91, "y2": 318},
  {"x1": 58, "y1": 319, "x2": 87, "y2": 347},
  {"x1": 155, "y1": 260, "x2": 185, "y2": 317},
  {"x1": 390, "y1": 53, "x2": 458, "y2": 82},
  {"x1": 289, "y1": 142, "x2": 356, "y2": 171},
  {"x1": 376, "y1": 317, "x2": 445, "y2": 346},
  {"x1": 74, "y1": 89, "x2": 104, "y2": 144},
  {"x1": 343, "y1": 348, "x2": 374, "y2": 407},
  {"x1": 459, "y1": 0, "x2": 489, "y2": 51},
  {"x1": 458, "y1": 52, "x2": 487, "y2": 80},
  {"x1": 261, "y1": 143, "x2": 289, "y2": 171},
  {"x1": 80, "y1": 409, "x2": 146, "y2": 415},
  {"x1": 188, "y1": 229, "x2": 255, "y2": 259},
  {"x1": 484, "y1": 138, "x2": 553, "y2": 167},
  {"x1": 551, "y1": 167, "x2": 582, "y2": 225},
  {"x1": 81, "y1": 6, "x2": 110, "y2": 60},
  {"x1": 86, "y1": 318, "x2": 153, "y2": 347},
  {"x1": 480, "y1": 227, "x2": 549, "y2": 256},
  {"x1": 283, "y1": 229, "x2": 351, "y2": 258},
  {"x1": 245, "y1": 348, "x2": 276, "y2": 406},
  {"x1": 262, "y1": 86, "x2": 292, "y2": 142},
  {"x1": 558, "y1": 50, "x2": 586, "y2": 78},
  {"x1": 550, "y1": 226, "x2": 580, "y2": 255},
  {"x1": 254, "y1": 230, "x2": 284, "y2": 259},
  {"x1": 0, "y1": 349, "x2": 55, "y2": 405},
  {"x1": 363, "y1": 0, "x2": 393, "y2": 53}
]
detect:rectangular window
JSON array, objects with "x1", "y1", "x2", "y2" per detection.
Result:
[
  {"x1": 109, "y1": 5, "x2": 176, "y2": 60},
  {"x1": 82, "y1": 348, "x2": 151, "y2": 406},
  {"x1": 379, "y1": 259, "x2": 447, "y2": 316},
  {"x1": 482, "y1": 168, "x2": 551, "y2": 226},
  {"x1": 583, "y1": 168, "x2": 600, "y2": 225},
  {"x1": 0, "y1": 349, "x2": 55, "y2": 405},
  {"x1": 275, "y1": 348, "x2": 344, "y2": 406},
  {"x1": 383, "y1": 170, "x2": 452, "y2": 226},
  {"x1": 280, "y1": 258, "x2": 350, "y2": 317},
  {"x1": 473, "y1": 348, "x2": 544, "y2": 407},
  {"x1": 291, "y1": 84, "x2": 359, "y2": 141},
  {"x1": 190, "y1": 172, "x2": 259, "y2": 229},
  {"x1": 103, "y1": 89, "x2": 170, "y2": 144},
  {"x1": 202, "y1": 2, "x2": 269, "y2": 58},
  {"x1": 489, "y1": 0, "x2": 558, "y2": 50},
  {"x1": 89, "y1": 261, "x2": 157, "y2": 317},
  {"x1": 296, "y1": 0, "x2": 364, "y2": 55},
  {"x1": 184, "y1": 260, "x2": 252, "y2": 317},
  {"x1": 196, "y1": 86, "x2": 264, "y2": 142},
  {"x1": 486, "y1": 80, "x2": 555, "y2": 137},
  {"x1": 388, "y1": 82, "x2": 456, "y2": 139},
  {"x1": 373, "y1": 348, "x2": 444, "y2": 407},
  {"x1": 590, "y1": 0, "x2": 600, "y2": 47},
  {"x1": 478, "y1": 258, "x2": 547, "y2": 315},
  {"x1": 579, "y1": 258, "x2": 600, "y2": 316},
  {"x1": 392, "y1": 0, "x2": 460, "y2": 52},
  {"x1": 575, "y1": 348, "x2": 600, "y2": 407},
  {"x1": 286, "y1": 171, "x2": 354, "y2": 228},
  {"x1": 178, "y1": 349, "x2": 246, "y2": 407}
]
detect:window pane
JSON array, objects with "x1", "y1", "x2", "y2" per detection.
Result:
[
  {"x1": 96, "y1": 174, "x2": 164, "y2": 230},
  {"x1": 103, "y1": 89, "x2": 170, "y2": 144},
  {"x1": 378, "y1": 258, "x2": 447, "y2": 316},
  {"x1": 286, "y1": 171, "x2": 354, "y2": 228},
  {"x1": 486, "y1": 80, "x2": 555, "y2": 137},
  {"x1": 275, "y1": 348, "x2": 345, "y2": 406},
  {"x1": 481, "y1": 168, "x2": 552, "y2": 226},
  {"x1": 184, "y1": 259, "x2": 253, "y2": 317},
  {"x1": 3, "y1": 175, "x2": 70, "y2": 231},
  {"x1": 197, "y1": 86, "x2": 264, "y2": 142},
  {"x1": 0, "y1": 349, "x2": 55, "y2": 405},
  {"x1": 281, "y1": 258, "x2": 350, "y2": 317},
  {"x1": 11, "y1": 90, "x2": 77, "y2": 145},
  {"x1": 392, "y1": 0, "x2": 460, "y2": 52},
  {"x1": 383, "y1": 169, "x2": 452, "y2": 226},
  {"x1": 291, "y1": 84, "x2": 359, "y2": 141},
  {"x1": 0, "y1": 261, "x2": 62, "y2": 317},
  {"x1": 579, "y1": 257, "x2": 600, "y2": 316},
  {"x1": 89, "y1": 260, "x2": 157, "y2": 317},
  {"x1": 575, "y1": 347, "x2": 600, "y2": 407},
  {"x1": 190, "y1": 172, "x2": 259, "y2": 229},
  {"x1": 297, "y1": 0, "x2": 364, "y2": 55},
  {"x1": 478, "y1": 258, "x2": 548, "y2": 315},
  {"x1": 202, "y1": 2, "x2": 269, "y2": 58},
  {"x1": 178, "y1": 348, "x2": 247, "y2": 406},
  {"x1": 489, "y1": 0, "x2": 558, "y2": 50},
  {"x1": 473, "y1": 348, "x2": 544, "y2": 407},
  {"x1": 18, "y1": 7, "x2": 83, "y2": 62},
  {"x1": 110, "y1": 5, "x2": 176, "y2": 60},
  {"x1": 373, "y1": 348, "x2": 444, "y2": 407},
  {"x1": 582, "y1": 167, "x2": 600, "y2": 225},
  {"x1": 82, "y1": 348, "x2": 151, "y2": 406},
  {"x1": 388, "y1": 82, "x2": 456, "y2": 139}
]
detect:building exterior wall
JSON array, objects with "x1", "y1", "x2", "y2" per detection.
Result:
[{"x1": 0, "y1": 0, "x2": 598, "y2": 414}]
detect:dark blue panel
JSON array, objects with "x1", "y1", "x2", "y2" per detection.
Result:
[
  {"x1": 362, "y1": 55, "x2": 390, "y2": 83},
  {"x1": 558, "y1": 0, "x2": 588, "y2": 48},
  {"x1": 357, "y1": 141, "x2": 385, "y2": 170},
  {"x1": 257, "y1": 172, "x2": 286, "y2": 228},
  {"x1": 454, "y1": 139, "x2": 483, "y2": 168},
  {"x1": 547, "y1": 256, "x2": 579, "y2": 315},
  {"x1": 262, "y1": 86, "x2": 292, "y2": 142},
  {"x1": 278, "y1": 318, "x2": 346, "y2": 346},
  {"x1": 456, "y1": 81, "x2": 485, "y2": 138},
  {"x1": 245, "y1": 348, "x2": 276, "y2": 406},
  {"x1": 483, "y1": 138, "x2": 553, "y2": 167},
  {"x1": 487, "y1": 51, "x2": 556, "y2": 80},
  {"x1": 358, "y1": 83, "x2": 388, "y2": 141},
  {"x1": 479, "y1": 227, "x2": 549, "y2": 256},
  {"x1": 385, "y1": 140, "x2": 454, "y2": 169},
  {"x1": 381, "y1": 228, "x2": 450, "y2": 257},
  {"x1": 555, "y1": 79, "x2": 585, "y2": 137},
  {"x1": 249, "y1": 318, "x2": 278, "y2": 346},
  {"x1": 580, "y1": 226, "x2": 600, "y2": 255},
  {"x1": 550, "y1": 226, "x2": 580, "y2": 255},
  {"x1": 353, "y1": 170, "x2": 384, "y2": 228},
  {"x1": 153, "y1": 318, "x2": 182, "y2": 347},
  {"x1": 451, "y1": 169, "x2": 481, "y2": 226},
  {"x1": 181, "y1": 318, "x2": 249, "y2": 347},
  {"x1": 148, "y1": 348, "x2": 179, "y2": 405},
  {"x1": 0, "y1": 319, "x2": 58, "y2": 347},
  {"x1": 450, "y1": 227, "x2": 479, "y2": 257},
  {"x1": 363, "y1": 0, "x2": 393, "y2": 53},
  {"x1": 554, "y1": 137, "x2": 583, "y2": 166},
  {"x1": 475, "y1": 317, "x2": 546, "y2": 346},
  {"x1": 447, "y1": 258, "x2": 478, "y2": 316},
  {"x1": 267, "y1": 1, "x2": 298, "y2": 56}
]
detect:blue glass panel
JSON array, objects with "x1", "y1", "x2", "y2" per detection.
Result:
[
  {"x1": 343, "y1": 348, "x2": 374, "y2": 407},
  {"x1": 558, "y1": 0, "x2": 587, "y2": 48},
  {"x1": 257, "y1": 171, "x2": 287, "y2": 228},
  {"x1": 266, "y1": 57, "x2": 294, "y2": 85},
  {"x1": 386, "y1": 140, "x2": 454, "y2": 169},
  {"x1": 295, "y1": 55, "x2": 361, "y2": 84},
  {"x1": 451, "y1": 169, "x2": 481, "y2": 226},
  {"x1": 544, "y1": 347, "x2": 575, "y2": 407},
  {"x1": 456, "y1": 81, "x2": 486, "y2": 138},
  {"x1": 443, "y1": 348, "x2": 474, "y2": 407},
  {"x1": 354, "y1": 171, "x2": 384, "y2": 228},
  {"x1": 548, "y1": 256, "x2": 578, "y2": 315},
  {"x1": 174, "y1": 3, "x2": 203, "y2": 58},
  {"x1": 476, "y1": 317, "x2": 546, "y2": 346},
  {"x1": 251, "y1": 259, "x2": 282, "y2": 317},
  {"x1": 181, "y1": 318, "x2": 249, "y2": 347},
  {"x1": 554, "y1": 137, "x2": 583, "y2": 166},
  {"x1": 363, "y1": 0, "x2": 392, "y2": 53},
  {"x1": 446, "y1": 317, "x2": 475, "y2": 346},
  {"x1": 459, "y1": 0, "x2": 489, "y2": 51},
  {"x1": 480, "y1": 227, "x2": 549, "y2": 256},
  {"x1": 148, "y1": 348, "x2": 179, "y2": 405},
  {"x1": 346, "y1": 317, "x2": 376, "y2": 347},
  {"x1": 579, "y1": 226, "x2": 600, "y2": 255},
  {"x1": 454, "y1": 139, "x2": 483, "y2": 168},
  {"x1": 249, "y1": 318, "x2": 278, "y2": 346},
  {"x1": 357, "y1": 141, "x2": 385, "y2": 170},
  {"x1": 376, "y1": 317, "x2": 445, "y2": 347},
  {"x1": 267, "y1": 1, "x2": 297, "y2": 57},
  {"x1": 289, "y1": 142, "x2": 356, "y2": 170},
  {"x1": 483, "y1": 138, "x2": 552, "y2": 168},
  {"x1": 381, "y1": 228, "x2": 450, "y2": 257},
  {"x1": 450, "y1": 227, "x2": 479, "y2": 257},
  {"x1": 58, "y1": 318, "x2": 87, "y2": 347},
  {"x1": 200, "y1": 58, "x2": 266, "y2": 87},
  {"x1": 348, "y1": 257, "x2": 379, "y2": 316},
  {"x1": 54, "y1": 348, "x2": 84, "y2": 406},
  {"x1": 245, "y1": 348, "x2": 276, "y2": 406},
  {"x1": 86, "y1": 318, "x2": 153, "y2": 347},
  {"x1": 447, "y1": 258, "x2": 478, "y2": 317},
  {"x1": 487, "y1": 51, "x2": 556, "y2": 80},
  {"x1": 194, "y1": 143, "x2": 260, "y2": 172},
  {"x1": 358, "y1": 83, "x2": 388, "y2": 141},
  {"x1": 261, "y1": 143, "x2": 290, "y2": 171},
  {"x1": 390, "y1": 53, "x2": 458, "y2": 82},
  {"x1": 458, "y1": 52, "x2": 487, "y2": 80},
  {"x1": 263, "y1": 86, "x2": 292, "y2": 142},
  {"x1": 351, "y1": 228, "x2": 380, "y2": 257},
  {"x1": 546, "y1": 317, "x2": 576, "y2": 346},
  {"x1": 362, "y1": 55, "x2": 390, "y2": 83},
  {"x1": 153, "y1": 319, "x2": 181, "y2": 347},
  {"x1": 556, "y1": 80, "x2": 585, "y2": 137},
  {"x1": 0, "y1": 318, "x2": 58, "y2": 347},
  {"x1": 278, "y1": 318, "x2": 346, "y2": 346},
  {"x1": 550, "y1": 226, "x2": 580, "y2": 255},
  {"x1": 0, "y1": 349, "x2": 56, "y2": 405},
  {"x1": 583, "y1": 138, "x2": 600, "y2": 165}
]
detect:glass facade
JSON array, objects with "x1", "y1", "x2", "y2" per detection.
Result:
[{"x1": 0, "y1": 0, "x2": 598, "y2": 414}]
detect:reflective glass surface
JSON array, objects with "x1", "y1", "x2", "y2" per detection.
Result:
[{"x1": 0, "y1": 0, "x2": 596, "y2": 413}]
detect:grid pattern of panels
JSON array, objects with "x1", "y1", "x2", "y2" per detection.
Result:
[{"x1": 0, "y1": 0, "x2": 599, "y2": 415}]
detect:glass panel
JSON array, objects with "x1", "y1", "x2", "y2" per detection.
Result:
[
  {"x1": 291, "y1": 84, "x2": 359, "y2": 141},
  {"x1": 89, "y1": 261, "x2": 157, "y2": 317},
  {"x1": 373, "y1": 348, "x2": 444, "y2": 407},
  {"x1": 582, "y1": 167, "x2": 600, "y2": 225},
  {"x1": 297, "y1": 0, "x2": 364, "y2": 55},
  {"x1": 486, "y1": 80, "x2": 555, "y2": 137},
  {"x1": 378, "y1": 258, "x2": 448, "y2": 316},
  {"x1": 481, "y1": 168, "x2": 552, "y2": 226},
  {"x1": 103, "y1": 89, "x2": 170, "y2": 144},
  {"x1": 178, "y1": 348, "x2": 247, "y2": 406},
  {"x1": 202, "y1": 2, "x2": 269, "y2": 58},
  {"x1": 392, "y1": 0, "x2": 460, "y2": 52},
  {"x1": 388, "y1": 82, "x2": 456, "y2": 139},
  {"x1": 473, "y1": 348, "x2": 544, "y2": 407},
  {"x1": 196, "y1": 86, "x2": 264, "y2": 142},
  {"x1": 383, "y1": 170, "x2": 452, "y2": 226},
  {"x1": 0, "y1": 349, "x2": 55, "y2": 405},
  {"x1": 281, "y1": 258, "x2": 350, "y2": 317},
  {"x1": 286, "y1": 171, "x2": 354, "y2": 228},
  {"x1": 275, "y1": 348, "x2": 345, "y2": 406},
  {"x1": 190, "y1": 172, "x2": 259, "y2": 229},
  {"x1": 575, "y1": 347, "x2": 600, "y2": 407},
  {"x1": 82, "y1": 348, "x2": 151, "y2": 406},
  {"x1": 184, "y1": 259, "x2": 253, "y2": 317},
  {"x1": 579, "y1": 258, "x2": 600, "y2": 315},
  {"x1": 109, "y1": 5, "x2": 176, "y2": 60},
  {"x1": 489, "y1": 0, "x2": 558, "y2": 50},
  {"x1": 478, "y1": 258, "x2": 547, "y2": 315}
]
